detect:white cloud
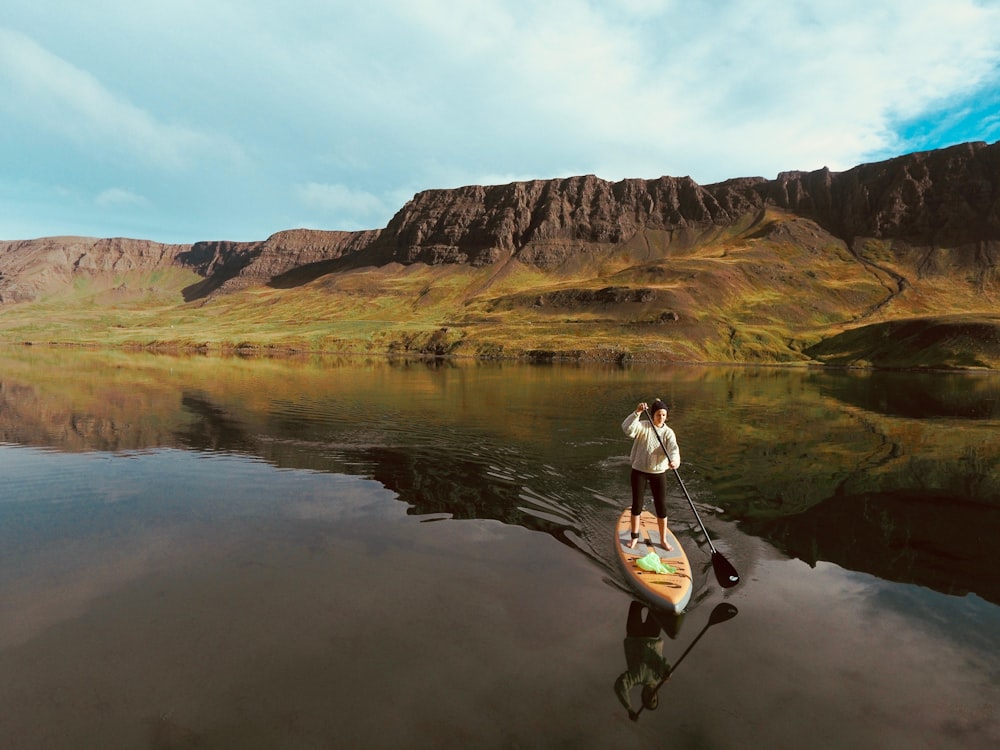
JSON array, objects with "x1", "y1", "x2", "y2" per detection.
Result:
[
  {"x1": 296, "y1": 182, "x2": 387, "y2": 216},
  {"x1": 1, "y1": 0, "x2": 999, "y2": 242},
  {"x1": 569, "y1": 0, "x2": 1000, "y2": 179},
  {"x1": 286, "y1": 0, "x2": 1000, "y2": 185},
  {"x1": 293, "y1": 182, "x2": 395, "y2": 230},
  {"x1": 95, "y1": 188, "x2": 148, "y2": 208},
  {"x1": 0, "y1": 26, "x2": 244, "y2": 172}
]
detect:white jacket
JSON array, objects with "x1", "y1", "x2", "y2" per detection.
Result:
[{"x1": 622, "y1": 412, "x2": 681, "y2": 473}]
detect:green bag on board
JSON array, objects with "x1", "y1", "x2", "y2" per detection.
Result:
[{"x1": 636, "y1": 550, "x2": 676, "y2": 575}]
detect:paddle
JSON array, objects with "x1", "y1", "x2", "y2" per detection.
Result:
[
  {"x1": 633, "y1": 601, "x2": 739, "y2": 719},
  {"x1": 643, "y1": 407, "x2": 740, "y2": 589}
]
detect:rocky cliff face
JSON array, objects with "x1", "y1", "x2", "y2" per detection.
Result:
[
  {"x1": 1, "y1": 141, "x2": 997, "y2": 304},
  {"x1": 0, "y1": 236, "x2": 188, "y2": 303},
  {"x1": 347, "y1": 140, "x2": 999, "y2": 272},
  {"x1": 763, "y1": 140, "x2": 1000, "y2": 249},
  {"x1": 357, "y1": 174, "x2": 766, "y2": 269},
  {"x1": 0, "y1": 228, "x2": 383, "y2": 303},
  {"x1": 177, "y1": 228, "x2": 381, "y2": 299}
]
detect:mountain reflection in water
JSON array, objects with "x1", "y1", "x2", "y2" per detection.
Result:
[
  {"x1": 743, "y1": 488, "x2": 1000, "y2": 604},
  {"x1": 1, "y1": 349, "x2": 998, "y2": 601},
  {"x1": 1, "y1": 348, "x2": 998, "y2": 748}
]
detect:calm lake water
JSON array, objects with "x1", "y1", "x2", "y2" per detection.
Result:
[{"x1": 1, "y1": 347, "x2": 998, "y2": 749}]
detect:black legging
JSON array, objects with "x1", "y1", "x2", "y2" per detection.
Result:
[{"x1": 630, "y1": 468, "x2": 668, "y2": 518}]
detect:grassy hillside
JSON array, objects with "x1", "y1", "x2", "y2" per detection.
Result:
[{"x1": 2, "y1": 210, "x2": 999, "y2": 369}]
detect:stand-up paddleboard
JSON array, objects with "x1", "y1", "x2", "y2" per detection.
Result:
[{"x1": 615, "y1": 508, "x2": 693, "y2": 613}]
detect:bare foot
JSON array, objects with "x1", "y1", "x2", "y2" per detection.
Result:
[
  {"x1": 661, "y1": 540, "x2": 673, "y2": 552},
  {"x1": 627, "y1": 537, "x2": 639, "y2": 549}
]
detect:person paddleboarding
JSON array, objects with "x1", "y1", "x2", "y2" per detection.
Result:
[{"x1": 622, "y1": 399, "x2": 680, "y2": 551}]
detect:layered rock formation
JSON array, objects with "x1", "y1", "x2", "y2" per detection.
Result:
[
  {"x1": 765, "y1": 140, "x2": 1000, "y2": 248},
  {"x1": 353, "y1": 174, "x2": 764, "y2": 269},
  {"x1": 357, "y1": 140, "x2": 999, "y2": 271},
  {"x1": 1, "y1": 140, "x2": 998, "y2": 304}
]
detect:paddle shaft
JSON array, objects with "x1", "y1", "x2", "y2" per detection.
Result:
[
  {"x1": 633, "y1": 602, "x2": 738, "y2": 718},
  {"x1": 642, "y1": 407, "x2": 740, "y2": 588},
  {"x1": 642, "y1": 407, "x2": 718, "y2": 554},
  {"x1": 671, "y1": 466, "x2": 719, "y2": 554},
  {"x1": 632, "y1": 620, "x2": 708, "y2": 718}
]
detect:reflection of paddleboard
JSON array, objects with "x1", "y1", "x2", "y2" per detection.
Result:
[{"x1": 614, "y1": 508, "x2": 692, "y2": 613}]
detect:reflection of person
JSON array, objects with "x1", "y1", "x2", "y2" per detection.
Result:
[
  {"x1": 622, "y1": 399, "x2": 681, "y2": 550},
  {"x1": 614, "y1": 601, "x2": 671, "y2": 720}
]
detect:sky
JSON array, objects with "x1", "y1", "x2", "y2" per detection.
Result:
[{"x1": 2, "y1": 0, "x2": 1000, "y2": 245}]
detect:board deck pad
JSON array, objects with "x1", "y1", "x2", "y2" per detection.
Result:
[{"x1": 614, "y1": 508, "x2": 693, "y2": 613}]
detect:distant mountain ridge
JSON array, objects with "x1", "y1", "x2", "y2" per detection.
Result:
[
  {"x1": 3, "y1": 140, "x2": 998, "y2": 301},
  {"x1": 1, "y1": 140, "x2": 998, "y2": 367},
  {"x1": 362, "y1": 139, "x2": 999, "y2": 269}
]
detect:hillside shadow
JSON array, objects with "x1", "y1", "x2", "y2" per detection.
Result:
[
  {"x1": 806, "y1": 317, "x2": 1000, "y2": 371},
  {"x1": 266, "y1": 241, "x2": 390, "y2": 290},
  {"x1": 741, "y1": 488, "x2": 1000, "y2": 606},
  {"x1": 176, "y1": 243, "x2": 264, "y2": 301},
  {"x1": 267, "y1": 257, "x2": 352, "y2": 289},
  {"x1": 810, "y1": 369, "x2": 1000, "y2": 419}
]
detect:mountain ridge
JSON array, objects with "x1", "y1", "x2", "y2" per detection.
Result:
[{"x1": 1, "y1": 140, "x2": 999, "y2": 368}]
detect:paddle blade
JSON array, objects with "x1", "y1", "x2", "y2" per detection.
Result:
[
  {"x1": 712, "y1": 551, "x2": 740, "y2": 588},
  {"x1": 707, "y1": 602, "x2": 739, "y2": 626}
]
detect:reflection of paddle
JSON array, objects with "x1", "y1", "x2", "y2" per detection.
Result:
[
  {"x1": 643, "y1": 407, "x2": 740, "y2": 589},
  {"x1": 634, "y1": 602, "x2": 739, "y2": 719}
]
